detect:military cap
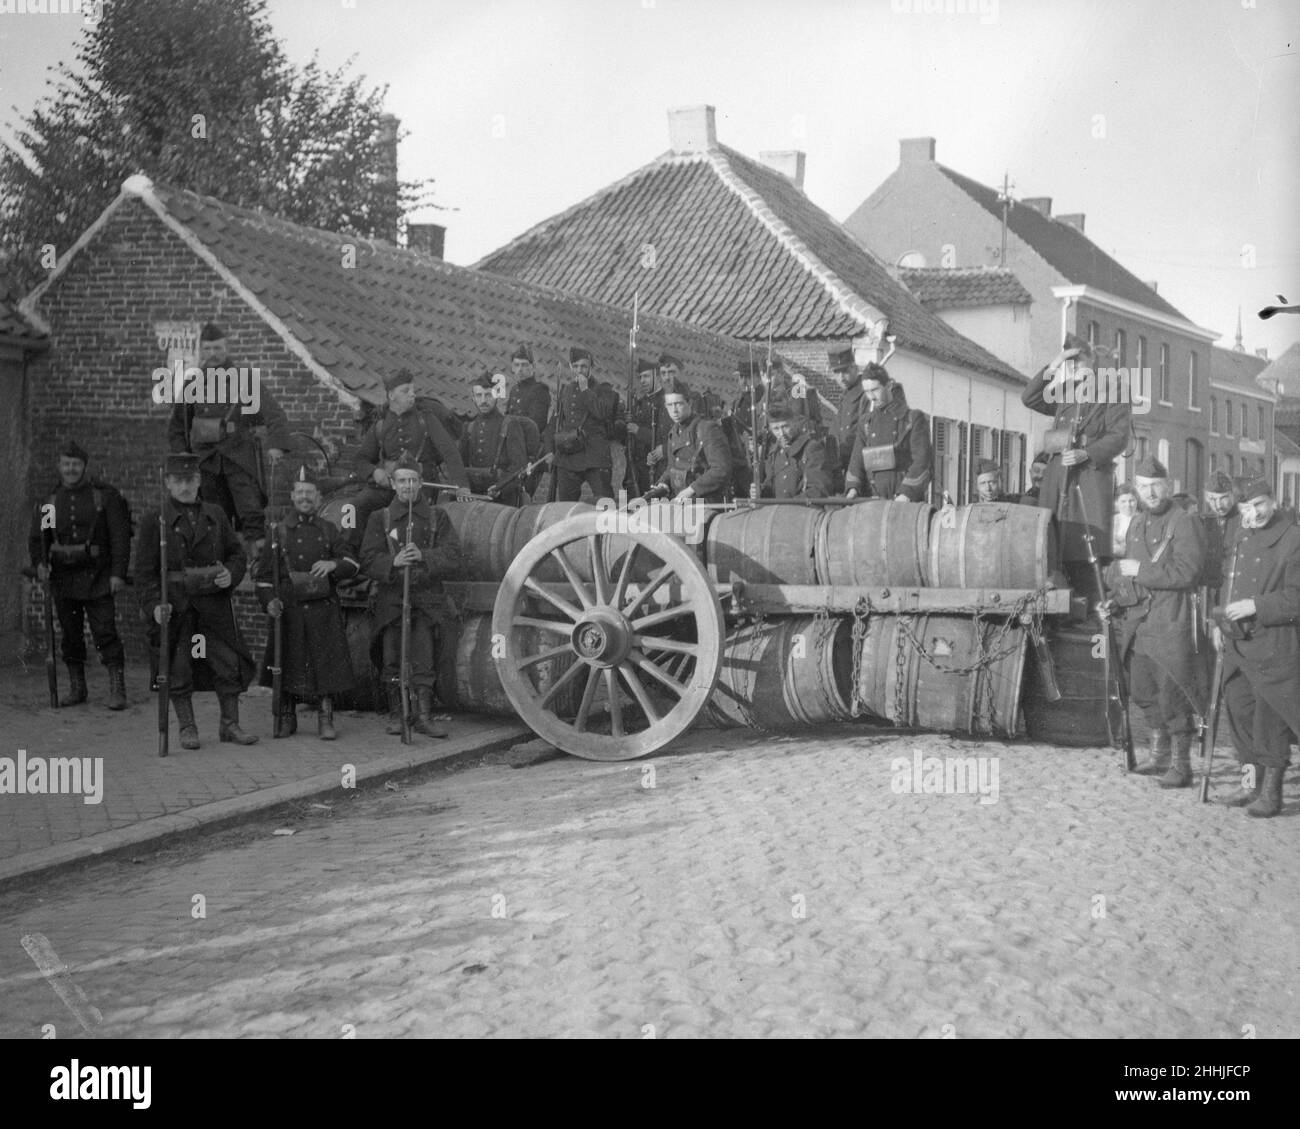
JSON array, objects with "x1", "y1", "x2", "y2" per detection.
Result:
[
  {"x1": 976, "y1": 459, "x2": 1001, "y2": 476},
  {"x1": 390, "y1": 449, "x2": 423, "y2": 477},
  {"x1": 1134, "y1": 456, "x2": 1168, "y2": 480},
  {"x1": 1239, "y1": 477, "x2": 1274, "y2": 501},
  {"x1": 511, "y1": 344, "x2": 534, "y2": 363},
  {"x1": 470, "y1": 370, "x2": 498, "y2": 391},
  {"x1": 657, "y1": 353, "x2": 683, "y2": 370},
  {"x1": 661, "y1": 377, "x2": 692, "y2": 399},
  {"x1": 860, "y1": 362, "x2": 892, "y2": 385},
  {"x1": 1205, "y1": 471, "x2": 1235, "y2": 495},
  {"x1": 828, "y1": 347, "x2": 856, "y2": 373},
  {"x1": 636, "y1": 358, "x2": 658, "y2": 375},
  {"x1": 294, "y1": 464, "x2": 319, "y2": 487},
  {"x1": 199, "y1": 322, "x2": 226, "y2": 342},
  {"x1": 767, "y1": 404, "x2": 794, "y2": 422},
  {"x1": 569, "y1": 347, "x2": 593, "y2": 365},
  {"x1": 165, "y1": 452, "x2": 201, "y2": 477},
  {"x1": 383, "y1": 368, "x2": 416, "y2": 392},
  {"x1": 60, "y1": 440, "x2": 90, "y2": 463}
]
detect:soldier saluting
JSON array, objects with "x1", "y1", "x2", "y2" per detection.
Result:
[
  {"x1": 762, "y1": 407, "x2": 830, "y2": 499},
  {"x1": 360, "y1": 452, "x2": 462, "y2": 739},
  {"x1": 254, "y1": 466, "x2": 360, "y2": 740},
  {"x1": 27, "y1": 441, "x2": 132, "y2": 709},
  {"x1": 843, "y1": 364, "x2": 933, "y2": 502},
  {"x1": 138, "y1": 453, "x2": 259, "y2": 750},
  {"x1": 543, "y1": 346, "x2": 626, "y2": 502},
  {"x1": 1213, "y1": 478, "x2": 1300, "y2": 818}
]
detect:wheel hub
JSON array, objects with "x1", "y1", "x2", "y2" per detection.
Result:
[{"x1": 572, "y1": 607, "x2": 631, "y2": 668}]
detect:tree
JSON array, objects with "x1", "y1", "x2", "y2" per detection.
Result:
[{"x1": 0, "y1": 0, "x2": 426, "y2": 293}]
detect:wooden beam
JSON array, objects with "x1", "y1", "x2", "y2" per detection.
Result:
[{"x1": 730, "y1": 585, "x2": 1070, "y2": 617}]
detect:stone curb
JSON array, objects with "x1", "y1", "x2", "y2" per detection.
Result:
[{"x1": 0, "y1": 722, "x2": 531, "y2": 891}]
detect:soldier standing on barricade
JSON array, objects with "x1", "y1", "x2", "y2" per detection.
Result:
[
  {"x1": 462, "y1": 370, "x2": 528, "y2": 506},
  {"x1": 543, "y1": 346, "x2": 626, "y2": 502},
  {"x1": 762, "y1": 407, "x2": 830, "y2": 499},
  {"x1": 1212, "y1": 478, "x2": 1300, "y2": 817},
  {"x1": 139, "y1": 453, "x2": 259, "y2": 750},
  {"x1": 974, "y1": 458, "x2": 1019, "y2": 504},
  {"x1": 1021, "y1": 333, "x2": 1131, "y2": 601},
  {"x1": 644, "y1": 383, "x2": 732, "y2": 504},
  {"x1": 349, "y1": 369, "x2": 470, "y2": 549},
  {"x1": 167, "y1": 323, "x2": 291, "y2": 552},
  {"x1": 1104, "y1": 457, "x2": 1205, "y2": 787},
  {"x1": 27, "y1": 441, "x2": 132, "y2": 709},
  {"x1": 254, "y1": 466, "x2": 359, "y2": 740},
  {"x1": 360, "y1": 452, "x2": 462, "y2": 739},
  {"x1": 843, "y1": 364, "x2": 933, "y2": 502}
]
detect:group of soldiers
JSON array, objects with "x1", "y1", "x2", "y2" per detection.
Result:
[{"x1": 25, "y1": 325, "x2": 1298, "y2": 814}]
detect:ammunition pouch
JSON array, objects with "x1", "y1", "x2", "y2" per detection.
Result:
[
  {"x1": 168, "y1": 566, "x2": 225, "y2": 596},
  {"x1": 189, "y1": 416, "x2": 232, "y2": 446},
  {"x1": 289, "y1": 570, "x2": 331, "y2": 602},
  {"x1": 49, "y1": 542, "x2": 97, "y2": 569},
  {"x1": 860, "y1": 443, "x2": 897, "y2": 473},
  {"x1": 1042, "y1": 427, "x2": 1072, "y2": 455},
  {"x1": 554, "y1": 428, "x2": 586, "y2": 456},
  {"x1": 1107, "y1": 575, "x2": 1146, "y2": 609}
]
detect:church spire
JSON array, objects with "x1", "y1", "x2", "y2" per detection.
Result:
[{"x1": 1234, "y1": 306, "x2": 1244, "y2": 352}]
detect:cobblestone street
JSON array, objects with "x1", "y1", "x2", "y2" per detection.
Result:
[{"x1": 0, "y1": 725, "x2": 1295, "y2": 1039}]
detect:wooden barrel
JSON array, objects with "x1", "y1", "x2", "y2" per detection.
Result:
[
  {"x1": 813, "y1": 500, "x2": 931, "y2": 587},
  {"x1": 439, "y1": 612, "x2": 580, "y2": 718},
  {"x1": 511, "y1": 501, "x2": 597, "y2": 582},
  {"x1": 443, "y1": 500, "x2": 523, "y2": 581},
  {"x1": 705, "y1": 506, "x2": 820, "y2": 587},
  {"x1": 705, "y1": 615, "x2": 855, "y2": 730},
  {"x1": 1022, "y1": 625, "x2": 1117, "y2": 747},
  {"x1": 928, "y1": 502, "x2": 1055, "y2": 590},
  {"x1": 331, "y1": 604, "x2": 384, "y2": 712},
  {"x1": 854, "y1": 613, "x2": 1027, "y2": 737}
]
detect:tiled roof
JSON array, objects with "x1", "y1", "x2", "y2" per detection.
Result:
[
  {"x1": 1275, "y1": 429, "x2": 1300, "y2": 459},
  {"x1": 1211, "y1": 345, "x2": 1270, "y2": 391},
  {"x1": 896, "y1": 266, "x2": 1032, "y2": 310},
  {"x1": 475, "y1": 147, "x2": 1025, "y2": 385},
  {"x1": 935, "y1": 165, "x2": 1190, "y2": 322},
  {"x1": 31, "y1": 179, "x2": 754, "y2": 410},
  {"x1": 1256, "y1": 342, "x2": 1300, "y2": 405}
]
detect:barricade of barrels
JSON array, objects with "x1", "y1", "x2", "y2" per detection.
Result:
[{"x1": 439, "y1": 498, "x2": 1060, "y2": 741}]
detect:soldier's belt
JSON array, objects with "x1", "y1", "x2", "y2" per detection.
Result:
[
  {"x1": 167, "y1": 566, "x2": 225, "y2": 596},
  {"x1": 289, "y1": 570, "x2": 331, "y2": 601},
  {"x1": 49, "y1": 542, "x2": 99, "y2": 568}
]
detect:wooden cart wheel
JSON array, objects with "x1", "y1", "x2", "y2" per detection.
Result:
[{"x1": 491, "y1": 510, "x2": 724, "y2": 760}]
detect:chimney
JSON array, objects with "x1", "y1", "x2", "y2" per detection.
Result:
[
  {"x1": 900, "y1": 137, "x2": 936, "y2": 164},
  {"x1": 406, "y1": 223, "x2": 446, "y2": 260},
  {"x1": 759, "y1": 150, "x2": 806, "y2": 190},
  {"x1": 668, "y1": 105, "x2": 717, "y2": 153},
  {"x1": 1146, "y1": 280, "x2": 1159, "y2": 293},
  {"x1": 1255, "y1": 347, "x2": 1270, "y2": 359},
  {"x1": 1057, "y1": 213, "x2": 1085, "y2": 232},
  {"x1": 1021, "y1": 197, "x2": 1052, "y2": 216},
  {"x1": 376, "y1": 112, "x2": 400, "y2": 243}
]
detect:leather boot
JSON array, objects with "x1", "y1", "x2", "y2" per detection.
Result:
[
  {"x1": 106, "y1": 664, "x2": 127, "y2": 710},
  {"x1": 318, "y1": 696, "x2": 337, "y2": 740},
  {"x1": 1158, "y1": 730, "x2": 1193, "y2": 789},
  {"x1": 1215, "y1": 763, "x2": 1264, "y2": 807},
  {"x1": 1135, "y1": 728, "x2": 1170, "y2": 776},
  {"x1": 385, "y1": 683, "x2": 405, "y2": 736},
  {"x1": 1246, "y1": 765, "x2": 1285, "y2": 818},
  {"x1": 65, "y1": 663, "x2": 88, "y2": 706},
  {"x1": 173, "y1": 695, "x2": 200, "y2": 750},
  {"x1": 414, "y1": 687, "x2": 449, "y2": 738},
  {"x1": 218, "y1": 693, "x2": 259, "y2": 745}
]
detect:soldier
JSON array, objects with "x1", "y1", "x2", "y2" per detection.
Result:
[
  {"x1": 1105, "y1": 458, "x2": 1204, "y2": 787},
  {"x1": 974, "y1": 458, "x2": 1018, "y2": 504},
  {"x1": 350, "y1": 369, "x2": 470, "y2": 549},
  {"x1": 1019, "y1": 452, "x2": 1050, "y2": 506},
  {"x1": 628, "y1": 358, "x2": 668, "y2": 494},
  {"x1": 829, "y1": 348, "x2": 863, "y2": 482},
  {"x1": 645, "y1": 383, "x2": 732, "y2": 504},
  {"x1": 543, "y1": 346, "x2": 626, "y2": 502},
  {"x1": 461, "y1": 371, "x2": 528, "y2": 506},
  {"x1": 1022, "y1": 334, "x2": 1131, "y2": 601},
  {"x1": 27, "y1": 441, "x2": 132, "y2": 709},
  {"x1": 360, "y1": 452, "x2": 462, "y2": 739},
  {"x1": 1213, "y1": 478, "x2": 1300, "y2": 817},
  {"x1": 167, "y1": 323, "x2": 292, "y2": 548},
  {"x1": 733, "y1": 358, "x2": 821, "y2": 437},
  {"x1": 254, "y1": 466, "x2": 360, "y2": 740},
  {"x1": 1200, "y1": 471, "x2": 1242, "y2": 598},
  {"x1": 138, "y1": 452, "x2": 259, "y2": 750},
  {"x1": 504, "y1": 344, "x2": 552, "y2": 435},
  {"x1": 843, "y1": 365, "x2": 933, "y2": 502},
  {"x1": 762, "y1": 407, "x2": 830, "y2": 499}
]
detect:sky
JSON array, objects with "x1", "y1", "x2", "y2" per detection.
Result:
[{"x1": 2, "y1": 0, "x2": 1298, "y2": 358}]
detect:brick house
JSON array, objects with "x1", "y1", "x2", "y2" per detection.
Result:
[
  {"x1": 845, "y1": 137, "x2": 1220, "y2": 495},
  {"x1": 1208, "y1": 338, "x2": 1272, "y2": 490},
  {"x1": 15, "y1": 174, "x2": 748, "y2": 662},
  {"x1": 475, "y1": 106, "x2": 1039, "y2": 501}
]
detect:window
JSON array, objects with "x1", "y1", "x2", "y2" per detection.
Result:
[
  {"x1": 1225, "y1": 454, "x2": 1235, "y2": 477},
  {"x1": 1210, "y1": 452, "x2": 1218, "y2": 474},
  {"x1": 1210, "y1": 396, "x2": 1219, "y2": 434},
  {"x1": 1158, "y1": 344, "x2": 1171, "y2": 403},
  {"x1": 1157, "y1": 438, "x2": 1170, "y2": 471},
  {"x1": 1136, "y1": 335, "x2": 1147, "y2": 375},
  {"x1": 1188, "y1": 352, "x2": 1200, "y2": 409},
  {"x1": 1115, "y1": 329, "x2": 1127, "y2": 369},
  {"x1": 1135, "y1": 433, "x2": 1150, "y2": 463},
  {"x1": 1225, "y1": 398, "x2": 1234, "y2": 436},
  {"x1": 1258, "y1": 405, "x2": 1266, "y2": 441},
  {"x1": 1240, "y1": 402, "x2": 1248, "y2": 439},
  {"x1": 1088, "y1": 321, "x2": 1100, "y2": 350}
]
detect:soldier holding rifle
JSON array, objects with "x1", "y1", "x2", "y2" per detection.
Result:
[
  {"x1": 254, "y1": 466, "x2": 359, "y2": 740},
  {"x1": 1105, "y1": 458, "x2": 1205, "y2": 787},
  {"x1": 138, "y1": 453, "x2": 259, "y2": 750},
  {"x1": 361, "y1": 452, "x2": 461, "y2": 739},
  {"x1": 642, "y1": 383, "x2": 732, "y2": 505},
  {"x1": 762, "y1": 407, "x2": 830, "y2": 500}
]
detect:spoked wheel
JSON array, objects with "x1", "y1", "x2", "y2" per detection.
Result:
[{"x1": 491, "y1": 511, "x2": 724, "y2": 760}]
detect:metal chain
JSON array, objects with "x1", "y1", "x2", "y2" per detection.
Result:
[
  {"x1": 848, "y1": 596, "x2": 871, "y2": 718},
  {"x1": 893, "y1": 613, "x2": 912, "y2": 727}
]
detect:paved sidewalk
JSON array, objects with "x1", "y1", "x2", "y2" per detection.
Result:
[{"x1": 0, "y1": 662, "x2": 529, "y2": 886}]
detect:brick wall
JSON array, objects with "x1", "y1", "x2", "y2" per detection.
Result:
[{"x1": 20, "y1": 197, "x2": 363, "y2": 664}]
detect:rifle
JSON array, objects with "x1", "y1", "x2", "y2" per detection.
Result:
[
  {"x1": 269, "y1": 515, "x2": 285, "y2": 738},
  {"x1": 1199, "y1": 537, "x2": 1238, "y2": 802},
  {"x1": 38, "y1": 530, "x2": 58, "y2": 708},
  {"x1": 748, "y1": 342, "x2": 760, "y2": 500},
  {"x1": 398, "y1": 492, "x2": 414, "y2": 745},
  {"x1": 547, "y1": 363, "x2": 561, "y2": 503},
  {"x1": 623, "y1": 292, "x2": 640, "y2": 497},
  {"x1": 157, "y1": 470, "x2": 170, "y2": 758},
  {"x1": 1074, "y1": 482, "x2": 1135, "y2": 771}
]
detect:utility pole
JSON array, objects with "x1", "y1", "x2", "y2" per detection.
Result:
[{"x1": 996, "y1": 172, "x2": 1014, "y2": 267}]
